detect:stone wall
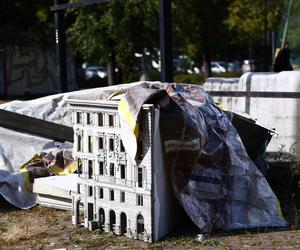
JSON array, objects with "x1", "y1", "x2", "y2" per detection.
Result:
[{"x1": 2, "y1": 45, "x2": 77, "y2": 96}]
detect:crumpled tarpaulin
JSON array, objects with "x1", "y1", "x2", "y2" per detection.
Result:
[
  {"x1": 0, "y1": 83, "x2": 140, "y2": 209},
  {"x1": 19, "y1": 149, "x2": 76, "y2": 190},
  {"x1": 118, "y1": 82, "x2": 287, "y2": 231}
]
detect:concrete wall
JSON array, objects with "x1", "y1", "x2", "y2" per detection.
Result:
[
  {"x1": 3, "y1": 46, "x2": 77, "y2": 96},
  {"x1": 203, "y1": 71, "x2": 300, "y2": 157}
]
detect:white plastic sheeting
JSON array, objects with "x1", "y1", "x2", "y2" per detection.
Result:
[{"x1": 0, "y1": 83, "x2": 140, "y2": 208}]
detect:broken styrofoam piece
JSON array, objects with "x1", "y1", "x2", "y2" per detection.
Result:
[{"x1": 33, "y1": 174, "x2": 78, "y2": 210}]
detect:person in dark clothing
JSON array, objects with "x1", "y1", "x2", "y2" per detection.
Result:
[{"x1": 273, "y1": 41, "x2": 293, "y2": 72}]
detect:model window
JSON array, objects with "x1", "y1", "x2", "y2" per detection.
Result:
[
  {"x1": 89, "y1": 186, "x2": 93, "y2": 197},
  {"x1": 88, "y1": 160, "x2": 93, "y2": 179},
  {"x1": 76, "y1": 112, "x2": 82, "y2": 124},
  {"x1": 77, "y1": 158, "x2": 82, "y2": 175},
  {"x1": 98, "y1": 113, "x2": 103, "y2": 126},
  {"x1": 77, "y1": 135, "x2": 82, "y2": 152},
  {"x1": 99, "y1": 137, "x2": 104, "y2": 149},
  {"x1": 87, "y1": 113, "x2": 93, "y2": 125},
  {"x1": 110, "y1": 189, "x2": 114, "y2": 201},
  {"x1": 77, "y1": 184, "x2": 80, "y2": 194},
  {"x1": 99, "y1": 188, "x2": 103, "y2": 199},
  {"x1": 88, "y1": 136, "x2": 93, "y2": 153},
  {"x1": 137, "y1": 195, "x2": 143, "y2": 206},
  {"x1": 110, "y1": 163, "x2": 115, "y2": 177},
  {"x1": 109, "y1": 115, "x2": 114, "y2": 127},
  {"x1": 120, "y1": 140, "x2": 125, "y2": 152},
  {"x1": 137, "y1": 140, "x2": 143, "y2": 160},
  {"x1": 121, "y1": 164, "x2": 126, "y2": 179},
  {"x1": 88, "y1": 203, "x2": 93, "y2": 221},
  {"x1": 109, "y1": 138, "x2": 114, "y2": 151},
  {"x1": 120, "y1": 191, "x2": 125, "y2": 203},
  {"x1": 99, "y1": 161, "x2": 104, "y2": 175},
  {"x1": 137, "y1": 167, "x2": 143, "y2": 188}
]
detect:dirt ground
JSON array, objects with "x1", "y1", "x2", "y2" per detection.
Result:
[{"x1": 1, "y1": 200, "x2": 300, "y2": 250}]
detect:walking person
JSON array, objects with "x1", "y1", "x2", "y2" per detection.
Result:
[{"x1": 273, "y1": 41, "x2": 293, "y2": 72}]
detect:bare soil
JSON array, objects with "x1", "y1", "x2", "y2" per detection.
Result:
[{"x1": 1, "y1": 200, "x2": 300, "y2": 250}]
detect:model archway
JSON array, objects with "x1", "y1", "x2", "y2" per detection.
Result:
[
  {"x1": 99, "y1": 208, "x2": 105, "y2": 228},
  {"x1": 137, "y1": 214, "x2": 144, "y2": 235},
  {"x1": 109, "y1": 210, "x2": 116, "y2": 232},
  {"x1": 120, "y1": 212, "x2": 127, "y2": 235}
]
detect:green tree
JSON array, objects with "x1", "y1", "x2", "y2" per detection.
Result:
[
  {"x1": 226, "y1": 0, "x2": 284, "y2": 42},
  {"x1": 67, "y1": 0, "x2": 159, "y2": 84},
  {"x1": 282, "y1": 0, "x2": 300, "y2": 60},
  {"x1": 225, "y1": 0, "x2": 285, "y2": 63},
  {"x1": 173, "y1": 0, "x2": 230, "y2": 79}
]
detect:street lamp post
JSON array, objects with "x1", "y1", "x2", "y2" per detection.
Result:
[
  {"x1": 54, "y1": 0, "x2": 68, "y2": 93},
  {"x1": 264, "y1": 0, "x2": 268, "y2": 71}
]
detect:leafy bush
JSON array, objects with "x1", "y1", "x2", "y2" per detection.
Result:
[
  {"x1": 122, "y1": 71, "x2": 242, "y2": 85},
  {"x1": 174, "y1": 73, "x2": 205, "y2": 84},
  {"x1": 267, "y1": 161, "x2": 300, "y2": 228},
  {"x1": 212, "y1": 71, "x2": 242, "y2": 78},
  {"x1": 122, "y1": 70, "x2": 161, "y2": 83}
]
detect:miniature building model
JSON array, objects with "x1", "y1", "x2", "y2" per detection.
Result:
[{"x1": 68, "y1": 99, "x2": 181, "y2": 242}]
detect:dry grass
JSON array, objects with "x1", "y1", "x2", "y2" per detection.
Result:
[
  {"x1": 1, "y1": 205, "x2": 300, "y2": 249},
  {"x1": 1, "y1": 221, "x2": 30, "y2": 243}
]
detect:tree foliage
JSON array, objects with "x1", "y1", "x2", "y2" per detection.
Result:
[
  {"x1": 225, "y1": 0, "x2": 285, "y2": 42},
  {"x1": 172, "y1": 0, "x2": 230, "y2": 76},
  {"x1": 283, "y1": 1, "x2": 300, "y2": 56},
  {"x1": 0, "y1": 0, "x2": 289, "y2": 78},
  {"x1": 67, "y1": 0, "x2": 159, "y2": 74}
]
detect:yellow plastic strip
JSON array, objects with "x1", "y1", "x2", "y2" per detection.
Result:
[
  {"x1": 19, "y1": 168, "x2": 32, "y2": 192},
  {"x1": 18, "y1": 154, "x2": 41, "y2": 172},
  {"x1": 49, "y1": 161, "x2": 77, "y2": 175},
  {"x1": 118, "y1": 98, "x2": 139, "y2": 138},
  {"x1": 107, "y1": 89, "x2": 128, "y2": 100},
  {"x1": 276, "y1": 199, "x2": 285, "y2": 221}
]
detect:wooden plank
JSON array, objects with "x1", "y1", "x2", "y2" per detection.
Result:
[
  {"x1": 51, "y1": 0, "x2": 111, "y2": 11},
  {"x1": 0, "y1": 109, "x2": 73, "y2": 142}
]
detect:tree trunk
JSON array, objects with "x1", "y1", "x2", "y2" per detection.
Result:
[
  {"x1": 117, "y1": 67, "x2": 123, "y2": 84},
  {"x1": 202, "y1": 51, "x2": 211, "y2": 81},
  {"x1": 107, "y1": 50, "x2": 116, "y2": 86},
  {"x1": 248, "y1": 41, "x2": 254, "y2": 71}
]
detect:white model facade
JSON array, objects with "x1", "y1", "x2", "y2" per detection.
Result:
[{"x1": 68, "y1": 99, "x2": 180, "y2": 242}]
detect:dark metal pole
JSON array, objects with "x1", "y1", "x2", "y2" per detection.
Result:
[
  {"x1": 159, "y1": 0, "x2": 173, "y2": 83},
  {"x1": 54, "y1": 0, "x2": 68, "y2": 93},
  {"x1": 0, "y1": 48, "x2": 7, "y2": 97},
  {"x1": 264, "y1": 0, "x2": 268, "y2": 71}
]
